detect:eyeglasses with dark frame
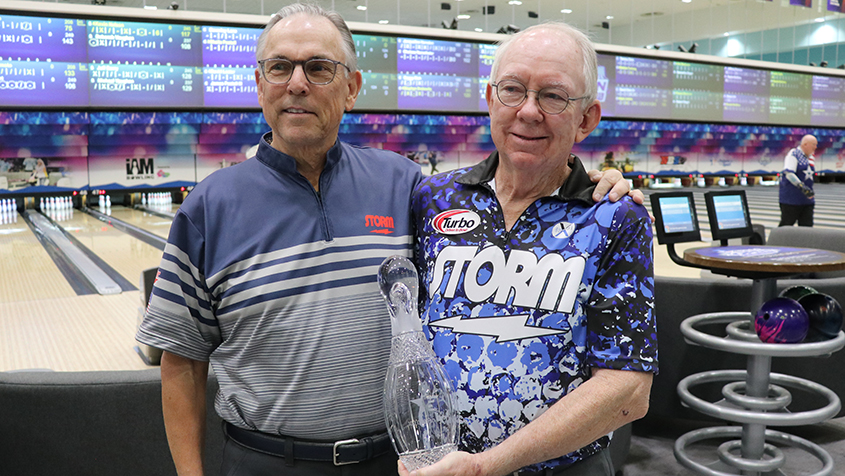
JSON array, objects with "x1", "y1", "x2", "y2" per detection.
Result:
[
  {"x1": 257, "y1": 58, "x2": 352, "y2": 85},
  {"x1": 491, "y1": 79, "x2": 589, "y2": 115}
]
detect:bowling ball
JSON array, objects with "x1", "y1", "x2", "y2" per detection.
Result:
[
  {"x1": 754, "y1": 297, "x2": 809, "y2": 344},
  {"x1": 798, "y1": 293, "x2": 843, "y2": 341},
  {"x1": 779, "y1": 285, "x2": 818, "y2": 302}
]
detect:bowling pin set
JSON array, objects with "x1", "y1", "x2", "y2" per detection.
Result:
[
  {"x1": 0, "y1": 198, "x2": 17, "y2": 224},
  {"x1": 141, "y1": 192, "x2": 172, "y2": 211},
  {"x1": 97, "y1": 194, "x2": 112, "y2": 209},
  {"x1": 40, "y1": 196, "x2": 75, "y2": 222}
]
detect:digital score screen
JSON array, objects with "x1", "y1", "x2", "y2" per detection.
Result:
[
  {"x1": 354, "y1": 34, "x2": 397, "y2": 110},
  {"x1": 616, "y1": 56, "x2": 671, "y2": 88},
  {"x1": 0, "y1": 15, "x2": 87, "y2": 62},
  {"x1": 87, "y1": 19, "x2": 202, "y2": 66},
  {"x1": 478, "y1": 43, "x2": 496, "y2": 112},
  {"x1": 615, "y1": 86, "x2": 671, "y2": 117},
  {"x1": 769, "y1": 96, "x2": 811, "y2": 124},
  {"x1": 658, "y1": 196, "x2": 696, "y2": 233},
  {"x1": 398, "y1": 74, "x2": 477, "y2": 112},
  {"x1": 397, "y1": 38, "x2": 477, "y2": 76},
  {"x1": 723, "y1": 93, "x2": 768, "y2": 123},
  {"x1": 723, "y1": 66, "x2": 769, "y2": 94},
  {"x1": 202, "y1": 26, "x2": 260, "y2": 108},
  {"x1": 0, "y1": 60, "x2": 88, "y2": 106},
  {"x1": 812, "y1": 74, "x2": 845, "y2": 99},
  {"x1": 397, "y1": 38, "x2": 478, "y2": 111},
  {"x1": 712, "y1": 194, "x2": 747, "y2": 231},
  {"x1": 204, "y1": 67, "x2": 257, "y2": 108},
  {"x1": 770, "y1": 71, "x2": 812, "y2": 97},
  {"x1": 769, "y1": 72, "x2": 811, "y2": 124},
  {"x1": 0, "y1": 9, "x2": 844, "y2": 122},
  {"x1": 202, "y1": 25, "x2": 258, "y2": 67},
  {"x1": 723, "y1": 67, "x2": 770, "y2": 123},
  {"x1": 595, "y1": 54, "x2": 617, "y2": 116},
  {"x1": 356, "y1": 34, "x2": 396, "y2": 74},
  {"x1": 810, "y1": 75, "x2": 844, "y2": 126},
  {"x1": 357, "y1": 73, "x2": 397, "y2": 111},
  {"x1": 615, "y1": 56, "x2": 671, "y2": 117},
  {"x1": 672, "y1": 90, "x2": 723, "y2": 121},
  {"x1": 89, "y1": 63, "x2": 202, "y2": 107},
  {"x1": 673, "y1": 62, "x2": 723, "y2": 92}
]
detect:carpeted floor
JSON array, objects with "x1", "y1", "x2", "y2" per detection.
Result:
[{"x1": 623, "y1": 415, "x2": 845, "y2": 475}]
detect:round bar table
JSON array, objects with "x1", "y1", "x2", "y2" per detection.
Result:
[{"x1": 673, "y1": 245, "x2": 845, "y2": 476}]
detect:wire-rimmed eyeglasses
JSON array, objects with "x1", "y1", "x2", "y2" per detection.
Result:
[
  {"x1": 491, "y1": 79, "x2": 588, "y2": 115},
  {"x1": 257, "y1": 58, "x2": 351, "y2": 85}
]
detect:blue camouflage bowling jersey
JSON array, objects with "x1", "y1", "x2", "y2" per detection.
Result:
[{"x1": 412, "y1": 152, "x2": 658, "y2": 472}]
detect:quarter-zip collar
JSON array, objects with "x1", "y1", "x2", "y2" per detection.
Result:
[
  {"x1": 456, "y1": 151, "x2": 598, "y2": 204},
  {"x1": 255, "y1": 131, "x2": 344, "y2": 177}
]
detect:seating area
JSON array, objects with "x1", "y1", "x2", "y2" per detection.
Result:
[
  {"x1": 649, "y1": 225, "x2": 845, "y2": 422},
  {"x1": 0, "y1": 369, "x2": 224, "y2": 476}
]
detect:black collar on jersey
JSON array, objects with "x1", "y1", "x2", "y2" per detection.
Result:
[
  {"x1": 255, "y1": 131, "x2": 344, "y2": 176},
  {"x1": 456, "y1": 150, "x2": 598, "y2": 204}
]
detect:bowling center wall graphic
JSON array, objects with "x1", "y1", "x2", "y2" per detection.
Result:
[{"x1": 2, "y1": 1, "x2": 845, "y2": 476}]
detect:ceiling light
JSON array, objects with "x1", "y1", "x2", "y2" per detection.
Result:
[
  {"x1": 143, "y1": 5, "x2": 157, "y2": 9},
  {"x1": 508, "y1": 0, "x2": 523, "y2": 5},
  {"x1": 357, "y1": 5, "x2": 367, "y2": 10},
  {"x1": 723, "y1": 32, "x2": 729, "y2": 36},
  {"x1": 606, "y1": 15, "x2": 614, "y2": 20},
  {"x1": 561, "y1": 8, "x2": 572, "y2": 14},
  {"x1": 475, "y1": 28, "x2": 483, "y2": 32},
  {"x1": 682, "y1": 0, "x2": 692, "y2": 3},
  {"x1": 378, "y1": 20, "x2": 389, "y2": 24},
  {"x1": 457, "y1": 14, "x2": 470, "y2": 19},
  {"x1": 815, "y1": 17, "x2": 825, "y2": 22}
]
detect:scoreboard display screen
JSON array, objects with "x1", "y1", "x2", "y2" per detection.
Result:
[{"x1": 0, "y1": 9, "x2": 843, "y2": 125}]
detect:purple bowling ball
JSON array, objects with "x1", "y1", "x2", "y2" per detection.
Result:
[{"x1": 754, "y1": 297, "x2": 809, "y2": 344}]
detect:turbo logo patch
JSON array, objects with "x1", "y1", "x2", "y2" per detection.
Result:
[{"x1": 432, "y1": 209, "x2": 481, "y2": 235}]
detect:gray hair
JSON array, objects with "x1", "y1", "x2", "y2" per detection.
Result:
[
  {"x1": 255, "y1": 3, "x2": 358, "y2": 73},
  {"x1": 490, "y1": 22, "x2": 597, "y2": 111}
]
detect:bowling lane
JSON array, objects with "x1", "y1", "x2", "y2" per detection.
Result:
[
  {"x1": 55, "y1": 207, "x2": 166, "y2": 285},
  {"x1": 102, "y1": 205, "x2": 177, "y2": 240},
  {"x1": 0, "y1": 211, "x2": 78, "y2": 304}
]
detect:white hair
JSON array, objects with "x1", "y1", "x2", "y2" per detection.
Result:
[
  {"x1": 490, "y1": 21, "x2": 597, "y2": 110},
  {"x1": 255, "y1": 3, "x2": 358, "y2": 73}
]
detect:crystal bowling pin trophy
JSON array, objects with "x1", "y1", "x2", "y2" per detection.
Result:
[{"x1": 379, "y1": 256, "x2": 458, "y2": 472}]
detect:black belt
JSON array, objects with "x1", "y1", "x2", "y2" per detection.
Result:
[{"x1": 224, "y1": 422, "x2": 393, "y2": 466}]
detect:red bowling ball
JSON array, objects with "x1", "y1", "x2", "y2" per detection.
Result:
[{"x1": 754, "y1": 297, "x2": 810, "y2": 344}]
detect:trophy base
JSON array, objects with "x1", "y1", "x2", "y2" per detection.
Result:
[{"x1": 400, "y1": 443, "x2": 457, "y2": 472}]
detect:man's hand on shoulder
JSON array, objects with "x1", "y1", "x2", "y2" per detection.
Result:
[{"x1": 588, "y1": 168, "x2": 644, "y2": 205}]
